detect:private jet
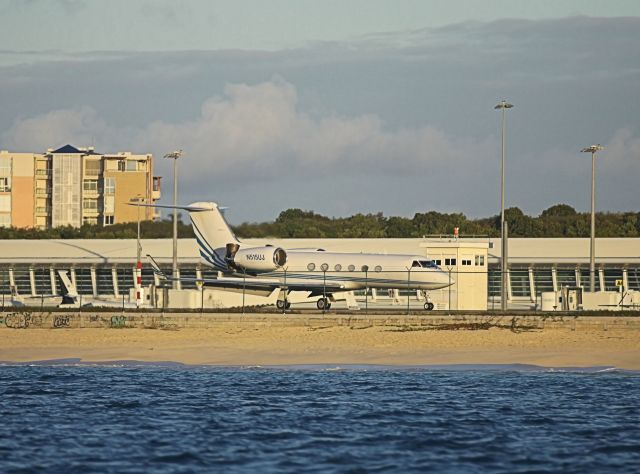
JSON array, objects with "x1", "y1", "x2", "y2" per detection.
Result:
[{"x1": 145, "y1": 202, "x2": 453, "y2": 310}]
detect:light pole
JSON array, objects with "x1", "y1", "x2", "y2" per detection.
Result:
[
  {"x1": 131, "y1": 195, "x2": 143, "y2": 307},
  {"x1": 164, "y1": 150, "x2": 183, "y2": 290},
  {"x1": 581, "y1": 144, "x2": 603, "y2": 293},
  {"x1": 495, "y1": 100, "x2": 514, "y2": 311}
]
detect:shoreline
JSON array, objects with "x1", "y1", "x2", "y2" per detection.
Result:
[{"x1": 2, "y1": 325, "x2": 639, "y2": 370}]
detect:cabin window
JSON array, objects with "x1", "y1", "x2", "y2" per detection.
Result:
[
  {"x1": 361, "y1": 265, "x2": 369, "y2": 272},
  {"x1": 334, "y1": 264, "x2": 342, "y2": 271},
  {"x1": 348, "y1": 265, "x2": 355, "y2": 272},
  {"x1": 374, "y1": 265, "x2": 382, "y2": 272},
  {"x1": 307, "y1": 263, "x2": 316, "y2": 271},
  {"x1": 320, "y1": 263, "x2": 329, "y2": 271}
]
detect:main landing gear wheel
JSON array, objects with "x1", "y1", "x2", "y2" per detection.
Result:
[
  {"x1": 276, "y1": 300, "x2": 291, "y2": 310},
  {"x1": 317, "y1": 297, "x2": 331, "y2": 310},
  {"x1": 424, "y1": 302, "x2": 435, "y2": 311}
]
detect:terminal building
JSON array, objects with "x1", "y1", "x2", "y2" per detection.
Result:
[
  {"x1": 0, "y1": 145, "x2": 161, "y2": 229},
  {"x1": 0, "y1": 237, "x2": 638, "y2": 310}
]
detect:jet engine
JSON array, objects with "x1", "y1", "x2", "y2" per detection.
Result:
[{"x1": 230, "y1": 246, "x2": 287, "y2": 272}]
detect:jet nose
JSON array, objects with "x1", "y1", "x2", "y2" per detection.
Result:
[{"x1": 439, "y1": 270, "x2": 454, "y2": 287}]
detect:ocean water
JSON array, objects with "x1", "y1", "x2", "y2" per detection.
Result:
[{"x1": 0, "y1": 364, "x2": 639, "y2": 473}]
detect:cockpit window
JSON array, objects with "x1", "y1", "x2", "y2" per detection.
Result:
[
  {"x1": 419, "y1": 260, "x2": 439, "y2": 268},
  {"x1": 412, "y1": 260, "x2": 421, "y2": 268}
]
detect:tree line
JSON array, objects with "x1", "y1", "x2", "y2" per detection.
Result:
[{"x1": 0, "y1": 204, "x2": 638, "y2": 239}]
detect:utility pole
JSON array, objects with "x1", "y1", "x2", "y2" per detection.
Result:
[
  {"x1": 495, "y1": 100, "x2": 514, "y2": 311},
  {"x1": 164, "y1": 150, "x2": 183, "y2": 290},
  {"x1": 581, "y1": 144, "x2": 604, "y2": 293}
]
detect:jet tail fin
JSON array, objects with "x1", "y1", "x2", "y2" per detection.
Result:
[{"x1": 131, "y1": 201, "x2": 238, "y2": 271}]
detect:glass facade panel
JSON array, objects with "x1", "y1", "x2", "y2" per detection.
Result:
[
  {"x1": 12, "y1": 267, "x2": 32, "y2": 295},
  {"x1": 579, "y1": 268, "x2": 601, "y2": 291},
  {"x1": 141, "y1": 267, "x2": 155, "y2": 287},
  {"x1": 532, "y1": 268, "x2": 554, "y2": 295},
  {"x1": 603, "y1": 268, "x2": 624, "y2": 292},
  {"x1": 556, "y1": 267, "x2": 577, "y2": 288},
  {"x1": 488, "y1": 268, "x2": 501, "y2": 297},
  {"x1": 180, "y1": 268, "x2": 198, "y2": 289},
  {"x1": 95, "y1": 267, "x2": 114, "y2": 296},
  {"x1": 628, "y1": 268, "x2": 640, "y2": 291},
  {"x1": 116, "y1": 268, "x2": 134, "y2": 295},
  {"x1": 73, "y1": 268, "x2": 94, "y2": 295},
  {"x1": 34, "y1": 267, "x2": 53, "y2": 296},
  {"x1": 510, "y1": 267, "x2": 530, "y2": 297},
  {"x1": 0, "y1": 268, "x2": 10, "y2": 295}
]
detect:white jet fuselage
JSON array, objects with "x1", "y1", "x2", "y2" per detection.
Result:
[{"x1": 234, "y1": 251, "x2": 451, "y2": 291}]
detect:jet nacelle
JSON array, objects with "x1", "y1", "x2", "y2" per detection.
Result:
[{"x1": 233, "y1": 246, "x2": 287, "y2": 272}]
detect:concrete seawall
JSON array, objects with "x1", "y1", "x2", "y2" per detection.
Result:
[{"x1": 1, "y1": 311, "x2": 639, "y2": 331}]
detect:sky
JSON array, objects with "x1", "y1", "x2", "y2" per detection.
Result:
[{"x1": 1, "y1": 0, "x2": 639, "y2": 224}]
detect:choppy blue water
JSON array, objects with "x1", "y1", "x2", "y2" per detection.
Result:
[{"x1": 0, "y1": 364, "x2": 639, "y2": 473}]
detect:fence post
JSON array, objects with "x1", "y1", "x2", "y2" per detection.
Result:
[
  {"x1": 407, "y1": 269, "x2": 411, "y2": 315},
  {"x1": 242, "y1": 269, "x2": 246, "y2": 315}
]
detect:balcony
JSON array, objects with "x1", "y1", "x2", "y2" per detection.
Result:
[
  {"x1": 35, "y1": 169, "x2": 51, "y2": 176},
  {"x1": 35, "y1": 206, "x2": 51, "y2": 215},
  {"x1": 35, "y1": 188, "x2": 51, "y2": 195}
]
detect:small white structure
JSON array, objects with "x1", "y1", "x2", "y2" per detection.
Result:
[{"x1": 421, "y1": 240, "x2": 489, "y2": 310}]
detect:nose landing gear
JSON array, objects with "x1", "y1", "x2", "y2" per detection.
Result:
[{"x1": 421, "y1": 290, "x2": 435, "y2": 311}]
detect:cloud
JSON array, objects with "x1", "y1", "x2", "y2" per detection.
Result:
[
  {"x1": 0, "y1": 107, "x2": 120, "y2": 152},
  {"x1": 0, "y1": 16, "x2": 639, "y2": 219},
  {"x1": 131, "y1": 78, "x2": 496, "y2": 183}
]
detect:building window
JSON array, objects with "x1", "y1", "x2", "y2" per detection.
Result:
[
  {"x1": 82, "y1": 217, "x2": 98, "y2": 225},
  {"x1": 0, "y1": 214, "x2": 10, "y2": 228},
  {"x1": 104, "y1": 215, "x2": 115, "y2": 225},
  {"x1": 85, "y1": 160, "x2": 101, "y2": 176},
  {"x1": 475, "y1": 255, "x2": 485, "y2": 266},
  {"x1": 126, "y1": 160, "x2": 138, "y2": 171},
  {"x1": 118, "y1": 160, "x2": 126, "y2": 171},
  {"x1": 104, "y1": 195, "x2": 115, "y2": 213},
  {"x1": 0, "y1": 157, "x2": 11, "y2": 176},
  {"x1": 0, "y1": 177, "x2": 10, "y2": 192},
  {"x1": 445, "y1": 258, "x2": 457, "y2": 266},
  {"x1": 432, "y1": 259, "x2": 442, "y2": 266},
  {"x1": 83, "y1": 180, "x2": 98, "y2": 192},
  {"x1": 0, "y1": 195, "x2": 10, "y2": 212},
  {"x1": 104, "y1": 178, "x2": 115, "y2": 194},
  {"x1": 83, "y1": 199, "x2": 98, "y2": 210},
  {"x1": 461, "y1": 259, "x2": 472, "y2": 266}
]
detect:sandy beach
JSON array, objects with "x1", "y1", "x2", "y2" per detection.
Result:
[{"x1": 1, "y1": 325, "x2": 639, "y2": 369}]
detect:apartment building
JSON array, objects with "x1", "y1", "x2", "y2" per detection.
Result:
[{"x1": 0, "y1": 144, "x2": 161, "y2": 229}]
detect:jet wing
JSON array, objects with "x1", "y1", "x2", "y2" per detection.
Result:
[{"x1": 147, "y1": 255, "x2": 346, "y2": 295}]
